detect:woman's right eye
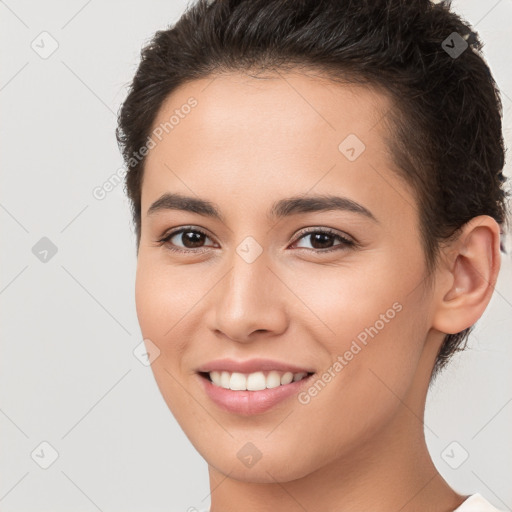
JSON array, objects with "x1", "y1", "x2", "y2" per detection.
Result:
[{"x1": 158, "y1": 228, "x2": 217, "y2": 253}]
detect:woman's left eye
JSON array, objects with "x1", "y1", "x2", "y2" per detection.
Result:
[{"x1": 291, "y1": 229, "x2": 355, "y2": 252}]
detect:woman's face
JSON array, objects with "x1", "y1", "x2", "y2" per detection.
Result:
[{"x1": 136, "y1": 71, "x2": 442, "y2": 482}]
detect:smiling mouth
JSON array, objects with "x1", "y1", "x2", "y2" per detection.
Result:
[{"x1": 198, "y1": 370, "x2": 314, "y2": 391}]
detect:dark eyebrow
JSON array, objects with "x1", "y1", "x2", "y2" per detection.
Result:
[
  {"x1": 147, "y1": 193, "x2": 224, "y2": 221},
  {"x1": 269, "y1": 194, "x2": 378, "y2": 223},
  {"x1": 147, "y1": 192, "x2": 378, "y2": 223}
]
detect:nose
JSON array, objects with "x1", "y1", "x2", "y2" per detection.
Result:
[{"x1": 206, "y1": 250, "x2": 288, "y2": 343}]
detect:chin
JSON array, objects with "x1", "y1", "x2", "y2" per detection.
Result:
[
  {"x1": 211, "y1": 460, "x2": 313, "y2": 484},
  {"x1": 198, "y1": 440, "x2": 324, "y2": 484}
]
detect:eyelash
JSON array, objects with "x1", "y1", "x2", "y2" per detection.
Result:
[{"x1": 156, "y1": 226, "x2": 356, "y2": 255}]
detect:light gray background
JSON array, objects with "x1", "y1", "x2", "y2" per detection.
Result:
[{"x1": 1, "y1": 1, "x2": 511, "y2": 511}]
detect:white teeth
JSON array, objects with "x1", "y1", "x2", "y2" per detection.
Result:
[
  {"x1": 229, "y1": 372, "x2": 246, "y2": 390},
  {"x1": 220, "y1": 371, "x2": 230, "y2": 388},
  {"x1": 207, "y1": 370, "x2": 310, "y2": 390},
  {"x1": 280, "y1": 371, "x2": 294, "y2": 385},
  {"x1": 247, "y1": 372, "x2": 266, "y2": 391},
  {"x1": 266, "y1": 370, "x2": 281, "y2": 389},
  {"x1": 210, "y1": 370, "x2": 222, "y2": 386}
]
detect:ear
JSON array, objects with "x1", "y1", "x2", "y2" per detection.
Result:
[{"x1": 431, "y1": 215, "x2": 502, "y2": 335}]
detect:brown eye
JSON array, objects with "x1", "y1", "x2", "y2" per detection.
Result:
[
  {"x1": 175, "y1": 230, "x2": 208, "y2": 248},
  {"x1": 292, "y1": 228, "x2": 355, "y2": 253},
  {"x1": 305, "y1": 232, "x2": 336, "y2": 249},
  {"x1": 158, "y1": 227, "x2": 217, "y2": 253}
]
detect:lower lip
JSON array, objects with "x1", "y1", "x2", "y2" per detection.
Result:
[{"x1": 198, "y1": 373, "x2": 314, "y2": 415}]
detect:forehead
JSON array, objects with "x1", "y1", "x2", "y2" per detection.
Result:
[
  {"x1": 148, "y1": 70, "x2": 392, "y2": 155},
  {"x1": 142, "y1": 70, "x2": 414, "y2": 224}
]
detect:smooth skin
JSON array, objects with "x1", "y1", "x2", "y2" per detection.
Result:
[{"x1": 135, "y1": 70, "x2": 501, "y2": 512}]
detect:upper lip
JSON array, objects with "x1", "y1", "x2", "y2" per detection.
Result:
[{"x1": 196, "y1": 358, "x2": 314, "y2": 375}]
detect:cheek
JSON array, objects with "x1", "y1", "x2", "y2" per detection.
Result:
[
  {"x1": 134, "y1": 257, "x2": 201, "y2": 426},
  {"x1": 133, "y1": 255, "x2": 195, "y2": 409},
  {"x1": 134, "y1": 254, "x2": 197, "y2": 345},
  {"x1": 135, "y1": 259, "x2": 167, "y2": 341},
  {"x1": 285, "y1": 253, "x2": 417, "y2": 350},
  {"x1": 288, "y1": 257, "x2": 427, "y2": 425}
]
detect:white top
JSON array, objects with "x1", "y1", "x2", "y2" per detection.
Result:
[
  {"x1": 454, "y1": 493, "x2": 504, "y2": 511},
  {"x1": 195, "y1": 494, "x2": 503, "y2": 512}
]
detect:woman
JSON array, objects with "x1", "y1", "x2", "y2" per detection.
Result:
[{"x1": 116, "y1": 0, "x2": 509, "y2": 510}]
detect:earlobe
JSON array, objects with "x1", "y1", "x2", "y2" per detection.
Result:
[{"x1": 432, "y1": 216, "x2": 501, "y2": 335}]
